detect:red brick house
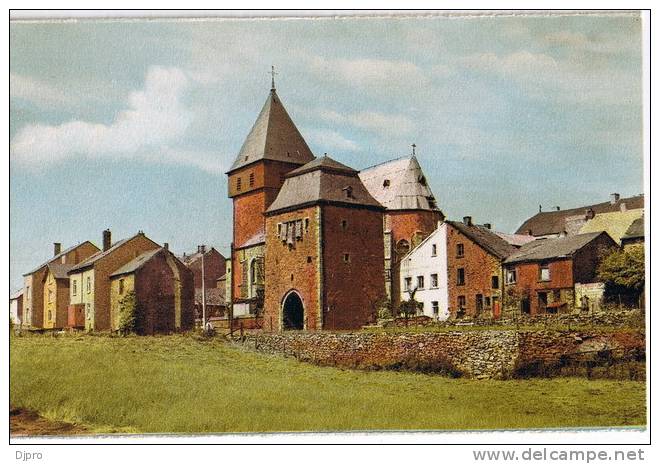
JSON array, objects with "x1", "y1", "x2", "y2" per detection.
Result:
[
  {"x1": 226, "y1": 85, "x2": 315, "y2": 317},
  {"x1": 359, "y1": 154, "x2": 444, "y2": 305},
  {"x1": 109, "y1": 247, "x2": 195, "y2": 334},
  {"x1": 503, "y1": 231, "x2": 618, "y2": 315},
  {"x1": 264, "y1": 156, "x2": 385, "y2": 331},
  {"x1": 445, "y1": 217, "x2": 517, "y2": 319},
  {"x1": 180, "y1": 246, "x2": 226, "y2": 290}
]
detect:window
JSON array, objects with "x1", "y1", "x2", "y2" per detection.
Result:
[
  {"x1": 456, "y1": 243, "x2": 465, "y2": 257},
  {"x1": 249, "y1": 172, "x2": 255, "y2": 187},
  {"x1": 417, "y1": 276, "x2": 425, "y2": 289},
  {"x1": 457, "y1": 295, "x2": 466, "y2": 309},
  {"x1": 26, "y1": 286, "x2": 30, "y2": 301},
  {"x1": 395, "y1": 239, "x2": 410, "y2": 258},
  {"x1": 485, "y1": 296, "x2": 491, "y2": 307},
  {"x1": 304, "y1": 218, "x2": 309, "y2": 232},
  {"x1": 48, "y1": 289, "x2": 53, "y2": 302},
  {"x1": 383, "y1": 179, "x2": 390, "y2": 187},
  {"x1": 72, "y1": 280, "x2": 77, "y2": 296},
  {"x1": 47, "y1": 310, "x2": 52, "y2": 321},
  {"x1": 419, "y1": 175, "x2": 427, "y2": 186},
  {"x1": 491, "y1": 275, "x2": 499, "y2": 289},
  {"x1": 457, "y1": 268, "x2": 465, "y2": 286},
  {"x1": 236, "y1": 177, "x2": 242, "y2": 191},
  {"x1": 431, "y1": 244, "x2": 437, "y2": 256},
  {"x1": 343, "y1": 253, "x2": 350, "y2": 263},
  {"x1": 506, "y1": 269, "x2": 517, "y2": 284},
  {"x1": 341, "y1": 219, "x2": 348, "y2": 230},
  {"x1": 417, "y1": 302, "x2": 424, "y2": 316},
  {"x1": 476, "y1": 294, "x2": 483, "y2": 313},
  {"x1": 539, "y1": 265, "x2": 551, "y2": 281},
  {"x1": 119, "y1": 279, "x2": 125, "y2": 295},
  {"x1": 86, "y1": 276, "x2": 91, "y2": 293},
  {"x1": 343, "y1": 185, "x2": 354, "y2": 199},
  {"x1": 432, "y1": 301, "x2": 439, "y2": 316},
  {"x1": 430, "y1": 273, "x2": 438, "y2": 288},
  {"x1": 404, "y1": 277, "x2": 412, "y2": 291}
]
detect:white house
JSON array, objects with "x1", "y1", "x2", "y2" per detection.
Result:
[
  {"x1": 10, "y1": 289, "x2": 23, "y2": 326},
  {"x1": 399, "y1": 222, "x2": 449, "y2": 320}
]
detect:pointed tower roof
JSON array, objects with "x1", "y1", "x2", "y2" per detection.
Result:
[
  {"x1": 228, "y1": 89, "x2": 315, "y2": 173},
  {"x1": 266, "y1": 155, "x2": 383, "y2": 215},
  {"x1": 358, "y1": 155, "x2": 440, "y2": 211}
]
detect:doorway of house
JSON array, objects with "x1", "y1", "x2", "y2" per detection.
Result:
[
  {"x1": 282, "y1": 291, "x2": 304, "y2": 330},
  {"x1": 538, "y1": 292, "x2": 548, "y2": 314}
]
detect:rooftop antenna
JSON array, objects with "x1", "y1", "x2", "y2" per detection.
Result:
[
  {"x1": 270, "y1": 65, "x2": 278, "y2": 91},
  {"x1": 411, "y1": 143, "x2": 416, "y2": 155}
]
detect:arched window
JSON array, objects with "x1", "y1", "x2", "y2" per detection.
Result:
[{"x1": 395, "y1": 239, "x2": 410, "y2": 258}]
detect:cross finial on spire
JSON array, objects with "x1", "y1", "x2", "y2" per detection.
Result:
[
  {"x1": 411, "y1": 143, "x2": 416, "y2": 155},
  {"x1": 270, "y1": 65, "x2": 278, "y2": 91}
]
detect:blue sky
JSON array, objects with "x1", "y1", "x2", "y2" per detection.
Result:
[{"x1": 10, "y1": 13, "x2": 643, "y2": 292}]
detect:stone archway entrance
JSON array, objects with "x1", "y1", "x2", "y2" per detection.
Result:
[{"x1": 282, "y1": 291, "x2": 304, "y2": 330}]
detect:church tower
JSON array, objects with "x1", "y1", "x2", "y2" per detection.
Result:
[{"x1": 227, "y1": 80, "x2": 315, "y2": 316}]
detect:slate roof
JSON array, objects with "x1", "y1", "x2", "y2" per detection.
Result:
[
  {"x1": 359, "y1": 155, "x2": 440, "y2": 211},
  {"x1": 46, "y1": 262, "x2": 76, "y2": 280},
  {"x1": 266, "y1": 155, "x2": 383, "y2": 214},
  {"x1": 504, "y1": 232, "x2": 608, "y2": 264},
  {"x1": 110, "y1": 248, "x2": 164, "y2": 278},
  {"x1": 23, "y1": 241, "x2": 99, "y2": 276},
  {"x1": 493, "y1": 231, "x2": 538, "y2": 248},
  {"x1": 622, "y1": 216, "x2": 644, "y2": 241},
  {"x1": 447, "y1": 221, "x2": 518, "y2": 260},
  {"x1": 515, "y1": 195, "x2": 644, "y2": 236},
  {"x1": 10, "y1": 289, "x2": 24, "y2": 300},
  {"x1": 195, "y1": 287, "x2": 226, "y2": 306},
  {"x1": 228, "y1": 89, "x2": 315, "y2": 173},
  {"x1": 179, "y1": 247, "x2": 225, "y2": 265},
  {"x1": 69, "y1": 233, "x2": 159, "y2": 273},
  {"x1": 237, "y1": 230, "x2": 266, "y2": 249},
  {"x1": 578, "y1": 209, "x2": 644, "y2": 244}
]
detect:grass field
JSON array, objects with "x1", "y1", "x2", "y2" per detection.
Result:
[{"x1": 10, "y1": 334, "x2": 646, "y2": 434}]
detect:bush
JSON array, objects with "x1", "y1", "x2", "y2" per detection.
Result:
[{"x1": 118, "y1": 291, "x2": 141, "y2": 335}]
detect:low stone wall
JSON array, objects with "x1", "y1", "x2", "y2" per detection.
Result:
[{"x1": 242, "y1": 329, "x2": 645, "y2": 380}]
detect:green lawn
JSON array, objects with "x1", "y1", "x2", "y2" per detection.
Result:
[{"x1": 10, "y1": 334, "x2": 646, "y2": 434}]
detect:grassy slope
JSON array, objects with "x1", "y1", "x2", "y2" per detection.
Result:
[{"x1": 10, "y1": 334, "x2": 646, "y2": 434}]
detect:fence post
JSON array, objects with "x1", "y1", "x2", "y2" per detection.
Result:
[{"x1": 240, "y1": 321, "x2": 244, "y2": 339}]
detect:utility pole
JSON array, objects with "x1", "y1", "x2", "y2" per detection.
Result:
[{"x1": 200, "y1": 244, "x2": 207, "y2": 331}]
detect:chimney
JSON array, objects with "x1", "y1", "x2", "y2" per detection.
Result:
[
  {"x1": 610, "y1": 193, "x2": 620, "y2": 205},
  {"x1": 102, "y1": 229, "x2": 111, "y2": 252},
  {"x1": 164, "y1": 242, "x2": 169, "y2": 251},
  {"x1": 527, "y1": 229, "x2": 533, "y2": 236},
  {"x1": 53, "y1": 242, "x2": 61, "y2": 256},
  {"x1": 197, "y1": 245, "x2": 202, "y2": 253},
  {"x1": 559, "y1": 230, "x2": 567, "y2": 238},
  {"x1": 463, "y1": 216, "x2": 472, "y2": 226},
  {"x1": 483, "y1": 223, "x2": 491, "y2": 229},
  {"x1": 620, "y1": 202, "x2": 627, "y2": 212},
  {"x1": 585, "y1": 208, "x2": 595, "y2": 220},
  {"x1": 555, "y1": 206, "x2": 561, "y2": 211},
  {"x1": 539, "y1": 205, "x2": 542, "y2": 213}
]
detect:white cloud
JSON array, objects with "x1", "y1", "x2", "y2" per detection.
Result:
[
  {"x1": 10, "y1": 73, "x2": 74, "y2": 106},
  {"x1": 304, "y1": 128, "x2": 359, "y2": 153},
  {"x1": 10, "y1": 66, "x2": 205, "y2": 170},
  {"x1": 301, "y1": 107, "x2": 414, "y2": 137},
  {"x1": 308, "y1": 56, "x2": 429, "y2": 89}
]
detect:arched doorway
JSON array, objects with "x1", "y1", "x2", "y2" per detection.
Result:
[{"x1": 282, "y1": 291, "x2": 304, "y2": 330}]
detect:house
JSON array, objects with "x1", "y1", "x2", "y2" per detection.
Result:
[
  {"x1": 399, "y1": 222, "x2": 449, "y2": 320},
  {"x1": 399, "y1": 219, "x2": 533, "y2": 320},
  {"x1": 503, "y1": 231, "x2": 618, "y2": 315},
  {"x1": 42, "y1": 262, "x2": 76, "y2": 329},
  {"x1": 359, "y1": 154, "x2": 444, "y2": 305},
  {"x1": 194, "y1": 287, "x2": 226, "y2": 320},
  {"x1": 10, "y1": 289, "x2": 23, "y2": 326},
  {"x1": 515, "y1": 193, "x2": 644, "y2": 238},
  {"x1": 22, "y1": 241, "x2": 99, "y2": 329},
  {"x1": 445, "y1": 218, "x2": 518, "y2": 319},
  {"x1": 621, "y1": 216, "x2": 644, "y2": 250},
  {"x1": 180, "y1": 246, "x2": 226, "y2": 290},
  {"x1": 109, "y1": 247, "x2": 194, "y2": 334},
  {"x1": 68, "y1": 230, "x2": 161, "y2": 331},
  {"x1": 226, "y1": 85, "x2": 315, "y2": 318},
  {"x1": 264, "y1": 155, "x2": 385, "y2": 331}
]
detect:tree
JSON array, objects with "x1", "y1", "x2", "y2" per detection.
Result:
[
  {"x1": 597, "y1": 247, "x2": 645, "y2": 306},
  {"x1": 118, "y1": 291, "x2": 141, "y2": 335},
  {"x1": 398, "y1": 288, "x2": 422, "y2": 320}
]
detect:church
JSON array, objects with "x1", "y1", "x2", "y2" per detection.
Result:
[{"x1": 226, "y1": 78, "x2": 440, "y2": 331}]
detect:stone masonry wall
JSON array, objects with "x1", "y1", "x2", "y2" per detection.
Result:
[{"x1": 242, "y1": 329, "x2": 644, "y2": 379}]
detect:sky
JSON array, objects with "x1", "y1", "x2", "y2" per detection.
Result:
[{"x1": 9, "y1": 13, "x2": 644, "y2": 292}]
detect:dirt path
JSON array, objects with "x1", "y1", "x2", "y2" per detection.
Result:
[{"x1": 10, "y1": 407, "x2": 88, "y2": 437}]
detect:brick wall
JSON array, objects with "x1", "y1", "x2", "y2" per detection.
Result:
[
  {"x1": 322, "y1": 205, "x2": 385, "y2": 330},
  {"x1": 186, "y1": 248, "x2": 226, "y2": 289},
  {"x1": 506, "y1": 259, "x2": 574, "y2": 315},
  {"x1": 446, "y1": 223, "x2": 504, "y2": 318}
]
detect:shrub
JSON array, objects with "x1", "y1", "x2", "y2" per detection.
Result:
[{"x1": 118, "y1": 291, "x2": 141, "y2": 335}]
